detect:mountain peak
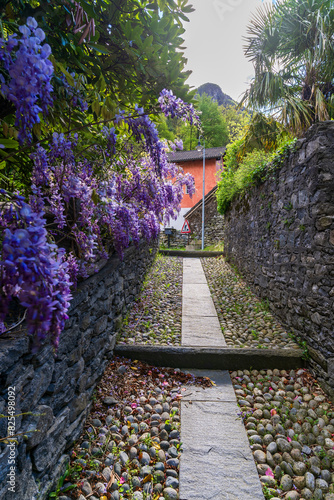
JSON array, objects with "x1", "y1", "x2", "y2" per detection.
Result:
[{"x1": 197, "y1": 83, "x2": 235, "y2": 108}]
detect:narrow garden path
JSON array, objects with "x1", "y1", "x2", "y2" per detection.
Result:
[
  {"x1": 56, "y1": 255, "x2": 334, "y2": 500},
  {"x1": 182, "y1": 258, "x2": 225, "y2": 347}
]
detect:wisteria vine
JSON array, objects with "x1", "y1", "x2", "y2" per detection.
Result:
[
  {"x1": 0, "y1": 17, "x2": 54, "y2": 144},
  {"x1": 0, "y1": 191, "x2": 71, "y2": 351},
  {"x1": 0, "y1": 18, "x2": 199, "y2": 351}
]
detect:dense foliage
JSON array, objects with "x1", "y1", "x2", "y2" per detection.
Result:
[
  {"x1": 0, "y1": 1, "x2": 199, "y2": 351},
  {"x1": 242, "y1": 0, "x2": 334, "y2": 132},
  {"x1": 158, "y1": 92, "x2": 232, "y2": 149},
  {"x1": 216, "y1": 137, "x2": 297, "y2": 215},
  {"x1": 220, "y1": 105, "x2": 251, "y2": 143}
]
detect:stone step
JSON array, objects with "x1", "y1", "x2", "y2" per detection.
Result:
[
  {"x1": 114, "y1": 344, "x2": 305, "y2": 370},
  {"x1": 159, "y1": 249, "x2": 225, "y2": 257}
]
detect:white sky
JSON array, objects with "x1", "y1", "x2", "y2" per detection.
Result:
[{"x1": 182, "y1": 0, "x2": 273, "y2": 102}]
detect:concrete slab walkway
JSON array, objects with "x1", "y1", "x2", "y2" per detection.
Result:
[
  {"x1": 179, "y1": 369, "x2": 265, "y2": 500},
  {"x1": 180, "y1": 260, "x2": 264, "y2": 500},
  {"x1": 182, "y1": 258, "x2": 226, "y2": 347}
]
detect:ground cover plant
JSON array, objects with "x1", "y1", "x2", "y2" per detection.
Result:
[
  {"x1": 0, "y1": 1, "x2": 199, "y2": 352},
  {"x1": 49, "y1": 356, "x2": 211, "y2": 499},
  {"x1": 117, "y1": 255, "x2": 182, "y2": 346}
]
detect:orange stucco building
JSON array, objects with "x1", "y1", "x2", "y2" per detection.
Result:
[{"x1": 167, "y1": 146, "x2": 225, "y2": 230}]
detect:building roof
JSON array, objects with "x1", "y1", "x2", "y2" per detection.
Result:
[
  {"x1": 167, "y1": 146, "x2": 226, "y2": 163},
  {"x1": 185, "y1": 185, "x2": 218, "y2": 219}
]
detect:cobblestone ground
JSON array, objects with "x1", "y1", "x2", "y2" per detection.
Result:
[
  {"x1": 202, "y1": 256, "x2": 300, "y2": 350},
  {"x1": 232, "y1": 368, "x2": 334, "y2": 500},
  {"x1": 117, "y1": 255, "x2": 182, "y2": 346},
  {"x1": 52, "y1": 357, "x2": 211, "y2": 500}
]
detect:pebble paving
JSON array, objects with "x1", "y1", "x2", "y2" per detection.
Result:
[
  {"x1": 202, "y1": 256, "x2": 300, "y2": 350},
  {"x1": 231, "y1": 368, "x2": 334, "y2": 500},
  {"x1": 57, "y1": 357, "x2": 211, "y2": 500},
  {"x1": 54, "y1": 255, "x2": 334, "y2": 500},
  {"x1": 117, "y1": 255, "x2": 182, "y2": 346}
]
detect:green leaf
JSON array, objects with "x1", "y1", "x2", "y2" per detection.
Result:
[
  {"x1": 33, "y1": 123, "x2": 42, "y2": 140},
  {"x1": 96, "y1": 74, "x2": 106, "y2": 92},
  {"x1": 88, "y1": 43, "x2": 110, "y2": 55},
  {"x1": 0, "y1": 138, "x2": 19, "y2": 149},
  {"x1": 177, "y1": 12, "x2": 189, "y2": 22},
  {"x1": 63, "y1": 484, "x2": 77, "y2": 492},
  {"x1": 91, "y1": 188, "x2": 100, "y2": 205},
  {"x1": 2, "y1": 122, "x2": 8, "y2": 138},
  {"x1": 143, "y1": 35, "x2": 153, "y2": 49},
  {"x1": 55, "y1": 62, "x2": 75, "y2": 86},
  {"x1": 182, "y1": 5, "x2": 195, "y2": 13},
  {"x1": 91, "y1": 100, "x2": 100, "y2": 116}
]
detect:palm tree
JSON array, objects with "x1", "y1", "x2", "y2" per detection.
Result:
[{"x1": 241, "y1": 0, "x2": 334, "y2": 133}]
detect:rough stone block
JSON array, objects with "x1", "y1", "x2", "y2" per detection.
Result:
[
  {"x1": 20, "y1": 362, "x2": 54, "y2": 412},
  {"x1": 44, "y1": 385, "x2": 75, "y2": 415},
  {"x1": 66, "y1": 408, "x2": 90, "y2": 445},
  {"x1": 330, "y1": 230, "x2": 334, "y2": 246},
  {"x1": 68, "y1": 289, "x2": 88, "y2": 311},
  {"x1": 57, "y1": 327, "x2": 83, "y2": 358},
  {"x1": 69, "y1": 393, "x2": 90, "y2": 423},
  {"x1": 31, "y1": 407, "x2": 69, "y2": 472},
  {"x1": 24, "y1": 404, "x2": 54, "y2": 450},
  {"x1": 80, "y1": 314, "x2": 91, "y2": 331},
  {"x1": 0, "y1": 337, "x2": 30, "y2": 375},
  {"x1": 93, "y1": 315, "x2": 108, "y2": 336}
]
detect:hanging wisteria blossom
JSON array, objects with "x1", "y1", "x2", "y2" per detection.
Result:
[{"x1": 0, "y1": 17, "x2": 54, "y2": 144}]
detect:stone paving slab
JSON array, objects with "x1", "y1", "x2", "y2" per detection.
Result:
[
  {"x1": 180, "y1": 370, "x2": 235, "y2": 401},
  {"x1": 182, "y1": 316, "x2": 227, "y2": 347},
  {"x1": 183, "y1": 283, "x2": 212, "y2": 297},
  {"x1": 179, "y1": 369, "x2": 265, "y2": 500},
  {"x1": 182, "y1": 297, "x2": 218, "y2": 318},
  {"x1": 182, "y1": 258, "x2": 225, "y2": 346},
  {"x1": 183, "y1": 273, "x2": 207, "y2": 284}
]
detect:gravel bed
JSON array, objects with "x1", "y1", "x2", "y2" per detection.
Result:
[
  {"x1": 117, "y1": 255, "x2": 182, "y2": 346},
  {"x1": 231, "y1": 368, "x2": 334, "y2": 500},
  {"x1": 56, "y1": 357, "x2": 211, "y2": 500},
  {"x1": 202, "y1": 256, "x2": 300, "y2": 350}
]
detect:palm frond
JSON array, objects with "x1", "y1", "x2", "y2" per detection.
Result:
[{"x1": 314, "y1": 87, "x2": 330, "y2": 121}]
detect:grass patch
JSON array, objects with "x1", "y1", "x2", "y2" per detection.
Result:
[{"x1": 204, "y1": 242, "x2": 224, "y2": 252}]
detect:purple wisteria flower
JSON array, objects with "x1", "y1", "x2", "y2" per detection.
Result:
[
  {"x1": 0, "y1": 17, "x2": 54, "y2": 144},
  {"x1": 0, "y1": 190, "x2": 71, "y2": 351},
  {"x1": 158, "y1": 88, "x2": 200, "y2": 125}
]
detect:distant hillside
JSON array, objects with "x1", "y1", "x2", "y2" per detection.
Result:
[{"x1": 197, "y1": 83, "x2": 235, "y2": 108}]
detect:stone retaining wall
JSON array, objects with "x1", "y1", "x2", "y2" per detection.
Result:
[
  {"x1": 223, "y1": 121, "x2": 334, "y2": 398},
  {"x1": 187, "y1": 197, "x2": 225, "y2": 247},
  {"x1": 0, "y1": 239, "x2": 157, "y2": 500}
]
